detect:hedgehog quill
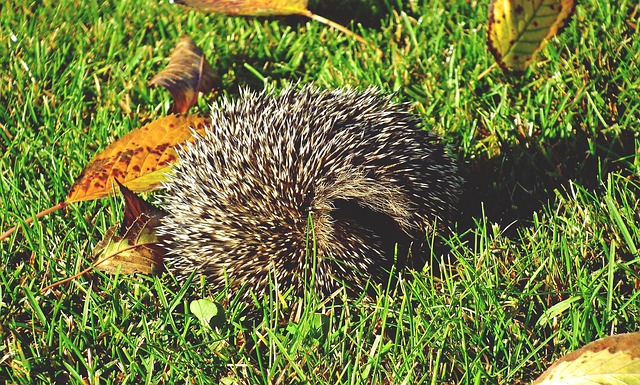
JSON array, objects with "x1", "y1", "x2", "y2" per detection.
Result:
[{"x1": 157, "y1": 85, "x2": 461, "y2": 301}]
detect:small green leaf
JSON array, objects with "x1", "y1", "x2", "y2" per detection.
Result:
[
  {"x1": 535, "y1": 296, "x2": 581, "y2": 327},
  {"x1": 190, "y1": 299, "x2": 226, "y2": 328}
]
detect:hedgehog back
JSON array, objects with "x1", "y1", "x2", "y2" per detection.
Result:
[{"x1": 157, "y1": 86, "x2": 460, "y2": 299}]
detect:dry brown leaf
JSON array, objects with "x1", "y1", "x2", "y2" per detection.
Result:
[
  {"x1": 92, "y1": 224, "x2": 162, "y2": 274},
  {"x1": 487, "y1": 0, "x2": 575, "y2": 73},
  {"x1": 149, "y1": 35, "x2": 219, "y2": 114},
  {"x1": 92, "y1": 182, "x2": 166, "y2": 275},
  {"x1": 67, "y1": 114, "x2": 209, "y2": 203},
  {"x1": 117, "y1": 179, "x2": 164, "y2": 228}
]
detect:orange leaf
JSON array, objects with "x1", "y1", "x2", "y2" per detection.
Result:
[
  {"x1": 172, "y1": 0, "x2": 378, "y2": 53},
  {"x1": 67, "y1": 114, "x2": 209, "y2": 203},
  {"x1": 149, "y1": 35, "x2": 219, "y2": 114},
  {"x1": 173, "y1": 0, "x2": 309, "y2": 16}
]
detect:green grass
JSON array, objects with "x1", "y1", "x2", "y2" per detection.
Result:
[{"x1": 1, "y1": 0, "x2": 639, "y2": 383}]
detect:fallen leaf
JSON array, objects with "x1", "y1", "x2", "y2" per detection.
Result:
[
  {"x1": 172, "y1": 0, "x2": 378, "y2": 53},
  {"x1": 172, "y1": 0, "x2": 308, "y2": 16},
  {"x1": 532, "y1": 332, "x2": 640, "y2": 384},
  {"x1": 190, "y1": 299, "x2": 226, "y2": 328},
  {"x1": 487, "y1": 0, "x2": 575, "y2": 72},
  {"x1": 117, "y1": 179, "x2": 165, "y2": 231},
  {"x1": 92, "y1": 224, "x2": 162, "y2": 274},
  {"x1": 67, "y1": 114, "x2": 209, "y2": 203},
  {"x1": 92, "y1": 182, "x2": 166, "y2": 275},
  {"x1": 149, "y1": 34, "x2": 219, "y2": 114}
]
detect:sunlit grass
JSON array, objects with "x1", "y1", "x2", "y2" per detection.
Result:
[{"x1": 1, "y1": 0, "x2": 639, "y2": 383}]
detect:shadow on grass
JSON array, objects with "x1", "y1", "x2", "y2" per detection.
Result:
[
  {"x1": 454, "y1": 127, "x2": 638, "y2": 235},
  {"x1": 308, "y1": 0, "x2": 389, "y2": 29}
]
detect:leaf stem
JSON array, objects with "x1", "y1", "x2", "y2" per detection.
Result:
[
  {"x1": 0, "y1": 201, "x2": 68, "y2": 242},
  {"x1": 40, "y1": 241, "x2": 161, "y2": 293},
  {"x1": 477, "y1": 62, "x2": 498, "y2": 80},
  {"x1": 304, "y1": 11, "x2": 383, "y2": 57}
]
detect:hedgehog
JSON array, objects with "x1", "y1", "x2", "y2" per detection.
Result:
[{"x1": 156, "y1": 85, "x2": 461, "y2": 301}]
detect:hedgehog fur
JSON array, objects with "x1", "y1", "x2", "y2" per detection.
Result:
[{"x1": 157, "y1": 85, "x2": 461, "y2": 300}]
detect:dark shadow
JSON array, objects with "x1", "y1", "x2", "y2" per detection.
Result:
[
  {"x1": 330, "y1": 198, "x2": 412, "y2": 292},
  {"x1": 197, "y1": 0, "x2": 393, "y2": 97},
  {"x1": 453, "y1": 127, "x2": 638, "y2": 235},
  {"x1": 307, "y1": 0, "x2": 389, "y2": 29}
]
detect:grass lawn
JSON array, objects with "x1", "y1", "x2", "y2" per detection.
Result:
[{"x1": 1, "y1": 0, "x2": 639, "y2": 383}]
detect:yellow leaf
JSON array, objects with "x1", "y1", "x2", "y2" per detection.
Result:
[
  {"x1": 533, "y1": 333, "x2": 640, "y2": 385},
  {"x1": 67, "y1": 114, "x2": 209, "y2": 202},
  {"x1": 487, "y1": 0, "x2": 575, "y2": 72}
]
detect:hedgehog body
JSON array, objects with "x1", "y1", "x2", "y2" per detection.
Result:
[{"x1": 157, "y1": 86, "x2": 461, "y2": 299}]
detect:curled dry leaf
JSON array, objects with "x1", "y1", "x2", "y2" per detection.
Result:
[
  {"x1": 487, "y1": 0, "x2": 575, "y2": 73},
  {"x1": 149, "y1": 34, "x2": 219, "y2": 114},
  {"x1": 92, "y1": 182, "x2": 166, "y2": 275},
  {"x1": 116, "y1": 179, "x2": 166, "y2": 231},
  {"x1": 67, "y1": 114, "x2": 209, "y2": 203},
  {"x1": 533, "y1": 332, "x2": 640, "y2": 385}
]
